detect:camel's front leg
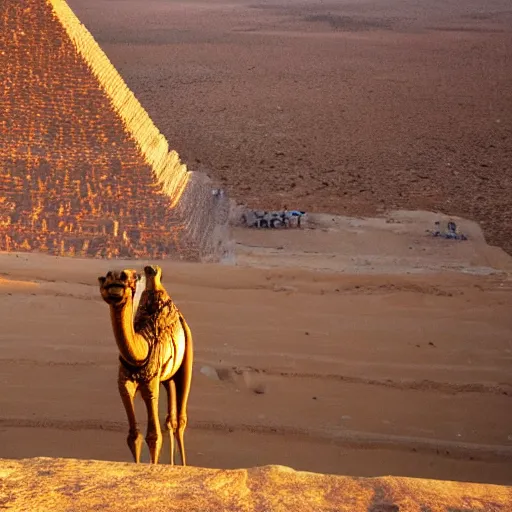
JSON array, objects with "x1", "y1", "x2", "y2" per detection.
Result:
[
  {"x1": 163, "y1": 379, "x2": 178, "y2": 465},
  {"x1": 140, "y1": 377, "x2": 163, "y2": 464},
  {"x1": 118, "y1": 370, "x2": 143, "y2": 463}
]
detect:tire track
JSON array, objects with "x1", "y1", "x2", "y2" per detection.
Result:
[
  {"x1": 259, "y1": 369, "x2": 512, "y2": 396},
  {"x1": 0, "y1": 358, "x2": 510, "y2": 396},
  {"x1": 199, "y1": 347, "x2": 512, "y2": 373},
  {"x1": 0, "y1": 358, "x2": 100, "y2": 368},
  {"x1": 205, "y1": 364, "x2": 512, "y2": 396},
  {"x1": 1, "y1": 417, "x2": 512, "y2": 463}
]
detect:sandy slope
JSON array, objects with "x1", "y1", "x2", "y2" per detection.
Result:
[{"x1": 1, "y1": 212, "x2": 511, "y2": 485}]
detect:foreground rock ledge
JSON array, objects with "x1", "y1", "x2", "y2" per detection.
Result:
[{"x1": 1, "y1": 458, "x2": 511, "y2": 511}]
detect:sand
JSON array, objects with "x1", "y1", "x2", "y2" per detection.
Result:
[
  {"x1": 2, "y1": 0, "x2": 512, "y2": 491},
  {"x1": 1, "y1": 211, "x2": 512, "y2": 485},
  {"x1": 3, "y1": 458, "x2": 512, "y2": 511},
  {"x1": 66, "y1": 0, "x2": 512, "y2": 254}
]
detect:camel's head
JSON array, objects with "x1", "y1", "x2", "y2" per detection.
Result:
[
  {"x1": 98, "y1": 269, "x2": 141, "y2": 306},
  {"x1": 143, "y1": 265, "x2": 163, "y2": 290}
]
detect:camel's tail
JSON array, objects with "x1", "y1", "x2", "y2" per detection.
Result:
[
  {"x1": 132, "y1": 274, "x2": 146, "y2": 323},
  {"x1": 179, "y1": 312, "x2": 194, "y2": 353},
  {"x1": 178, "y1": 312, "x2": 194, "y2": 380}
]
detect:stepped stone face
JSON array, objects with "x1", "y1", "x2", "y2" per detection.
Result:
[{"x1": 0, "y1": 0, "x2": 230, "y2": 261}]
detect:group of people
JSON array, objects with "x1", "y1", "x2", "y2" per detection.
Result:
[
  {"x1": 429, "y1": 220, "x2": 468, "y2": 241},
  {"x1": 240, "y1": 209, "x2": 307, "y2": 229}
]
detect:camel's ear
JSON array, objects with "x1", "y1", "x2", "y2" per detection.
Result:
[
  {"x1": 128, "y1": 269, "x2": 139, "y2": 281},
  {"x1": 98, "y1": 276, "x2": 106, "y2": 285}
]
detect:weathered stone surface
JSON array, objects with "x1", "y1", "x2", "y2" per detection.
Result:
[
  {"x1": 0, "y1": 0, "x2": 230, "y2": 261},
  {"x1": 0, "y1": 457, "x2": 511, "y2": 511}
]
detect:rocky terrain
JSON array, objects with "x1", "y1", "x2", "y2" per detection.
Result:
[
  {"x1": 1, "y1": 457, "x2": 511, "y2": 511},
  {"x1": 68, "y1": 0, "x2": 512, "y2": 254}
]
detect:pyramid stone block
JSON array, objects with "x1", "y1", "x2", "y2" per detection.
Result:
[{"x1": 0, "y1": 0, "x2": 230, "y2": 261}]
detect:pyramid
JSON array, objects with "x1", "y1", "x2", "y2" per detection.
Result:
[{"x1": 0, "y1": 0, "x2": 230, "y2": 261}]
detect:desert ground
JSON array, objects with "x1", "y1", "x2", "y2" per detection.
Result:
[
  {"x1": 67, "y1": 0, "x2": 512, "y2": 254},
  {"x1": 2, "y1": 0, "x2": 512, "y2": 493},
  {"x1": 1, "y1": 211, "x2": 512, "y2": 485}
]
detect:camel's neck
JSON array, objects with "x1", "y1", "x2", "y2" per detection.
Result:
[{"x1": 109, "y1": 297, "x2": 149, "y2": 365}]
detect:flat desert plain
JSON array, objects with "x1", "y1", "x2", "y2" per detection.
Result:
[
  {"x1": 1, "y1": 212, "x2": 512, "y2": 485},
  {"x1": 67, "y1": 0, "x2": 512, "y2": 254}
]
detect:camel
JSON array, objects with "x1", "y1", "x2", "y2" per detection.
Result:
[{"x1": 98, "y1": 265, "x2": 193, "y2": 465}]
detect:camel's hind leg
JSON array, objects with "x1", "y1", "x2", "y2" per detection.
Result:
[
  {"x1": 175, "y1": 314, "x2": 194, "y2": 466},
  {"x1": 118, "y1": 370, "x2": 143, "y2": 463},
  {"x1": 163, "y1": 379, "x2": 178, "y2": 465}
]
